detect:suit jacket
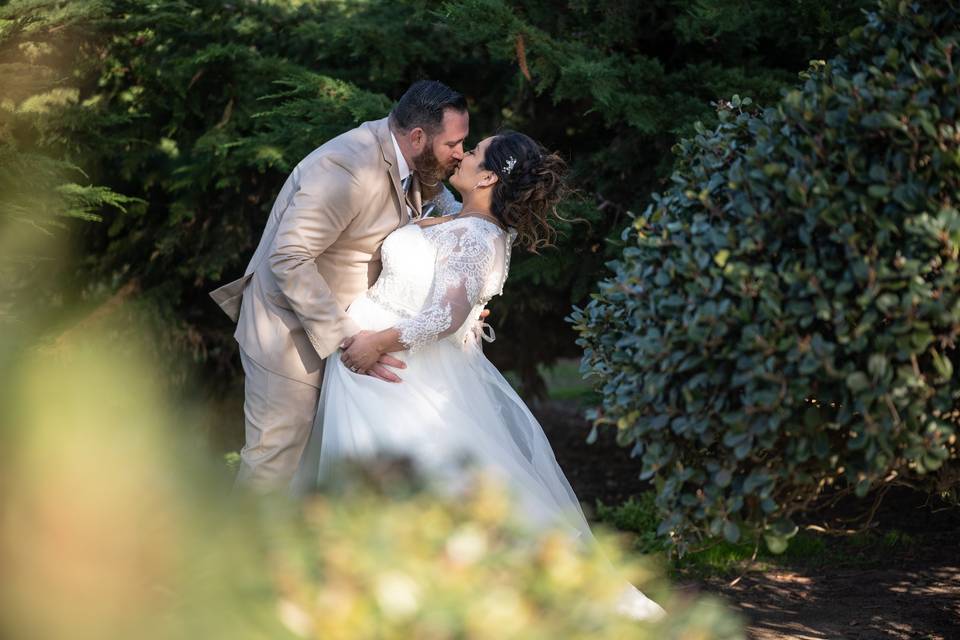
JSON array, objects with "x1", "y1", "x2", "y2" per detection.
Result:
[{"x1": 210, "y1": 117, "x2": 422, "y2": 387}]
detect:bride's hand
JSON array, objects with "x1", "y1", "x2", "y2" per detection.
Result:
[{"x1": 368, "y1": 354, "x2": 406, "y2": 383}]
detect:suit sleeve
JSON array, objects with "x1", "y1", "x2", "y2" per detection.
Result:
[{"x1": 269, "y1": 156, "x2": 363, "y2": 359}]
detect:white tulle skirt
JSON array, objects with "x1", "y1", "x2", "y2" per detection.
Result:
[{"x1": 292, "y1": 295, "x2": 664, "y2": 620}]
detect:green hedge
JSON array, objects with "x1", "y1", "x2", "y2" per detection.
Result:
[{"x1": 572, "y1": 0, "x2": 960, "y2": 553}]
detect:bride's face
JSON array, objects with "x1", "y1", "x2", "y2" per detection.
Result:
[{"x1": 450, "y1": 136, "x2": 496, "y2": 194}]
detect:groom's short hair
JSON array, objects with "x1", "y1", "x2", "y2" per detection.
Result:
[{"x1": 390, "y1": 80, "x2": 467, "y2": 137}]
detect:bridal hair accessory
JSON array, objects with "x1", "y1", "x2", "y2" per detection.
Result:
[{"x1": 502, "y1": 156, "x2": 517, "y2": 175}]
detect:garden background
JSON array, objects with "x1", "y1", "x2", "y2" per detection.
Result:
[{"x1": 2, "y1": 1, "x2": 958, "y2": 638}]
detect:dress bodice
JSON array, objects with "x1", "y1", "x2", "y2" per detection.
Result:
[{"x1": 364, "y1": 216, "x2": 514, "y2": 350}]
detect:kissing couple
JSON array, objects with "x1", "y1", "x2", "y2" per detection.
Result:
[{"x1": 211, "y1": 80, "x2": 664, "y2": 620}]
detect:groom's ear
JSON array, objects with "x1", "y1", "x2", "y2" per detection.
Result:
[{"x1": 409, "y1": 127, "x2": 427, "y2": 151}]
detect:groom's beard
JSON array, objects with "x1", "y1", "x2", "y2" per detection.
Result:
[{"x1": 412, "y1": 144, "x2": 451, "y2": 186}]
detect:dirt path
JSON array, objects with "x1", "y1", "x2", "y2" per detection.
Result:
[
  {"x1": 533, "y1": 399, "x2": 960, "y2": 640},
  {"x1": 700, "y1": 561, "x2": 960, "y2": 640}
]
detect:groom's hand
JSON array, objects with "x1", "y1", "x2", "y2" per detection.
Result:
[
  {"x1": 340, "y1": 330, "x2": 406, "y2": 381},
  {"x1": 340, "y1": 330, "x2": 380, "y2": 371}
]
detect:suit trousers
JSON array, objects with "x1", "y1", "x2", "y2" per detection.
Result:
[{"x1": 235, "y1": 348, "x2": 324, "y2": 491}]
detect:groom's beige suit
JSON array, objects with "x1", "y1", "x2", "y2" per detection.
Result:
[{"x1": 211, "y1": 117, "x2": 422, "y2": 488}]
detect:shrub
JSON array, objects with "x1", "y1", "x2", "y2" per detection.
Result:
[
  {"x1": 250, "y1": 468, "x2": 742, "y2": 640},
  {"x1": 595, "y1": 493, "x2": 668, "y2": 555},
  {"x1": 572, "y1": 0, "x2": 960, "y2": 553}
]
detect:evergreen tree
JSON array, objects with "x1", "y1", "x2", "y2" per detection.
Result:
[{"x1": 1, "y1": 0, "x2": 871, "y2": 415}]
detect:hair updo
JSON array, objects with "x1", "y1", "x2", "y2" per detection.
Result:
[{"x1": 480, "y1": 131, "x2": 568, "y2": 252}]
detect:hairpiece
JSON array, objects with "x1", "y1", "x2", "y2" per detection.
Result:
[{"x1": 502, "y1": 156, "x2": 517, "y2": 175}]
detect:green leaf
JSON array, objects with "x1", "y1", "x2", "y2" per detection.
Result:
[
  {"x1": 845, "y1": 371, "x2": 870, "y2": 393},
  {"x1": 867, "y1": 184, "x2": 890, "y2": 198},
  {"x1": 768, "y1": 517, "x2": 798, "y2": 538},
  {"x1": 930, "y1": 349, "x2": 953, "y2": 381},
  {"x1": 586, "y1": 424, "x2": 599, "y2": 445},
  {"x1": 764, "y1": 533, "x2": 790, "y2": 554},
  {"x1": 714, "y1": 468, "x2": 733, "y2": 488},
  {"x1": 868, "y1": 354, "x2": 888, "y2": 380},
  {"x1": 723, "y1": 520, "x2": 741, "y2": 544}
]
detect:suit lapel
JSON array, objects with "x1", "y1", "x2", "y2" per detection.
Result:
[{"x1": 372, "y1": 118, "x2": 410, "y2": 226}]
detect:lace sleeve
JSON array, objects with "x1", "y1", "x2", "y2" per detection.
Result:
[{"x1": 395, "y1": 220, "x2": 505, "y2": 351}]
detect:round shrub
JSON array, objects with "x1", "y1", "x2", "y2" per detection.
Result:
[{"x1": 572, "y1": 0, "x2": 960, "y2": 552}]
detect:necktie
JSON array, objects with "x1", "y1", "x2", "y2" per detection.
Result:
[{"x1": 401, "y1": 176, "x2": 416, "y2": 219}]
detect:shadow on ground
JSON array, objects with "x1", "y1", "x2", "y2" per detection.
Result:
[
  {"x1": 702, "y1": 561, "x2": 960, "y2": 640},
  {"x1": 533, "y1": 398, "x2": 960, "y2": 640}
]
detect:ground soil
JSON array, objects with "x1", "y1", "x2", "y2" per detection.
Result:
[{"x1": 533, "y1": 399, "x2": 960, "y2": 640}]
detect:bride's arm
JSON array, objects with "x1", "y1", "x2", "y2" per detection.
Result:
[
  {"x1": 341, "y1": 224, "x2": 504, "y2": 370},
  {"x1": 354, "y1": 276, "x2": 473, "y2": 354}
]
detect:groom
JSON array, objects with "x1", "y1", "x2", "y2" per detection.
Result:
[{"x1": 210, "y1": 80, "x2": 469, "y2": 490}]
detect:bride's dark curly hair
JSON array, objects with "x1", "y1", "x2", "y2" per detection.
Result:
[{"x1": 480, "y1": 131, "x2": 568, "y2": 252}]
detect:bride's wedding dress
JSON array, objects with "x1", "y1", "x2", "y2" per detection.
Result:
[{"x1": 294, "y1": 215, "x2": 664, "y2": 621}]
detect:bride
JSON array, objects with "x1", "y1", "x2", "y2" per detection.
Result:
[{"x1": 295, "y1": 130, "x2": 664, "y2": 621}]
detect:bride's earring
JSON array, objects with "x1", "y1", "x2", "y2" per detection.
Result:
[{"x1": 473, "y1": 173, "x2": 493, "y2": 191}]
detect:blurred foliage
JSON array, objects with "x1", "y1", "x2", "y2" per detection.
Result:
[
  {"x1": 0, "y1": 0, "x2": 870, "y2": 408},
  {"x1": 0, "y1": 235, "x2": 742, "y2": 639},
  {"x1": 572, "y1": 0, "x2": 960, "y2": 554}
]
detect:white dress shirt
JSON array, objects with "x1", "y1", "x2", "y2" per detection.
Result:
[
  {"x1": 390, "y1": 132, "x2": 414, "y2": 218},
  {"x1": 390, "y1": 132, "x2": 411, "y2": 184}
]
